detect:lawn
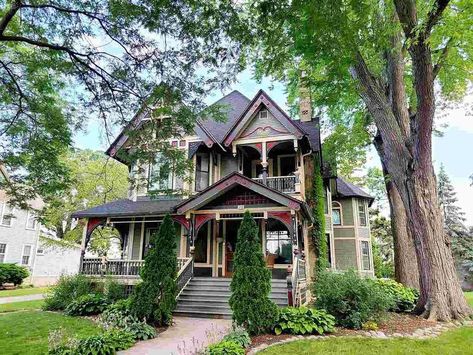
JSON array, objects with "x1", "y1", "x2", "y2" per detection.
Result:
[
  {"x1": 260, "y1": 326, "x2": 473, "y2": 354},
  {"x1": 465, "y1": 292, "x2": 473, "y2": 307},
  {"x1": 0, "y1": 299, "x2": 45, "y2": 313},
  {"x1": 0, "y1": 287, "x2": 49, "y2": 298},
  {"x1": 0, "y1": 310, "x2": 102, "y2": 355}
]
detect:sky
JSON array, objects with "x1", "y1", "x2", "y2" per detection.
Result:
[{"x1": 74, "y1": 70, "x2": 473, "y2": 226}]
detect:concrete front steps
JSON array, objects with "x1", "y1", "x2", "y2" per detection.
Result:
[{"x1": 174, "y1": 277, "x2": 288, "y2": 319}]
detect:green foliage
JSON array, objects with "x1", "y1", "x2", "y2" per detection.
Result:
[
  {"x1": 49, "y1": 329, "x2": 135, "y2": 355},
  {"x1": 65, "y1": 294, "x2": 109, "y2": 316},
  {"x1": 361, "y1": 321, "x2": 379, "y2": 331},
  {"x1": 223, "y1": 327, "x2": 251, "y2": 348},
  {"x1": 102, "y1": 277, "x2": 126, "y2": 303},
  {"x1": 310, "y1": 155, "x2": 327, "y2": 274},
  {"x1": 205, "y1": 340, "x2": 245, "y2": 355},
  {"x1": 130, "y1": 214, "x2": 177, "y2": 326},
  {"x1": 313, "y1": 270, "x2": 394, "y2": 329},
  {"x1": 370, "y1": 210, "x2": 395, "y2": 279},
  {"x1": 229, "y1": 211, "x2": 279, "y2": 335},
  {"x1": 273, "y1": 307, "x2": 335, "y2": 336},
  {"x1": 373, "y1": 279, "x2": 418, "y2": 313},
  {"x1": 43, "y1": 274, "x2": 94, "y2": 311},
  {"x1": 0, "y1": 263, "x2": 29, "y2": 286}
]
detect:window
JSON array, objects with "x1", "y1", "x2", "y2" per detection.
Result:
[
  {"x1": 258, "y1": 109, "x2": 268, "y2": 119},
  {"x1": 195, "y1": 153, "x2": 210, "y2": 192},
  {"x1": 358, "y1": 200, "x2": 367, "y2": 226},
  {"x1": 332, "y1": 201, "x2": 342, "y2": 226},
  {"x1": 26, "y1": 211, "x2": 37, "y2": 230},
  {"x1": 22, "y1": 245, "x2": 32, "y2": 265},
  {"x1": 0, "y1": 243, "x2": 6, "y2": 263},
  {"x1": 361, "y1": 241, "x2": 371, "y2": 270},
  {"x1": 0, "y1": 203, "x2": 14, "y2": 226},
  {"x1": 36, "y1": 245, "x2": 44, "y2": 255},
  {"x1": 148, "y1": 153, "x2": 173, "y2": 191},
  {"x1": 266, "y1": 220, "x2": 292, "y2": 264}
]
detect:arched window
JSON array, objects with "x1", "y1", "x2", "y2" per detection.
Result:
[{"x1": 332, "y1": 201, "x2": 342, "y2": 226}]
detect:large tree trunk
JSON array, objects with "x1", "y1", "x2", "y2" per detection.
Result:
[{"x1": 385, "y1": 170, "x2": 420, "y2": 289}]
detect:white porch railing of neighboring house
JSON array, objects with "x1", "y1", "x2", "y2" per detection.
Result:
[
  {"x1": 80, "y1": 257, "x2": 191, "y2": 278},
  {"x1": 291, "y1": 257, "x2": 308, "y2": 306},
  {"x1": 253, "y1": 175, "x2": 297, "y2": 193}
]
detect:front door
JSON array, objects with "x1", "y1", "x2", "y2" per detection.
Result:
[{"x1": 224, "y1": 220, "x2": 239, "y2": 277}]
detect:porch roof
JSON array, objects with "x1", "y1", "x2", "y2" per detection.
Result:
[
  {"x1": 175, "y1": 172, "x2": 312, "y2": 220},
  {"x1": 71, "y1": 196, "x2": 185, "y2": 218}
]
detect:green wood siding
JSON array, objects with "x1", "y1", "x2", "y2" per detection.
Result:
[{"x1": 334, "y1": 239, "x2": 357, "y2": 270}]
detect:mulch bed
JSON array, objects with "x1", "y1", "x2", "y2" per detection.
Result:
[{"x1": 247, "y1": 313, "x2": 439, "y2": 352}]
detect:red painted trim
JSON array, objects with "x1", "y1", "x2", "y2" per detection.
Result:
[
  {"x1": 268, "y1": 211, "x2": 293, "y2": 232},
  {"x1": 86, "y1": 218, "x2": 106, "y2": 237},
  {"x1": 194, "y1": 214, "x2": 215, "y2": 233},
  {"x1": 171, "y1": 215, "x2": 190, "y2": 231}
]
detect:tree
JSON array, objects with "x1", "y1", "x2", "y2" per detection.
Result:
[
  {"x1": 130, "y1": 214, "x2": 177, "y2": 326},
  {"x1": 229, "y1": 211, "x2": 278, "y2": 334},
  {"x1": 364, "y1": 167, "x2": 419, "y2": 288},
  {"x1": 437, "y1": 164, "x2": 473, "y2": 285},
  {"x1": 41, "y1": 149, "x2": 128, "y2": 253},
  {"x1": 0, "y1": 0, "x2": 245, "y2": 205},
  {"x1": 242, "y1": 0, "x2": 472, "y2": 320}
]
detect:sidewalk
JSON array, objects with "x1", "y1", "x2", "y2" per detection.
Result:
[
  {"x1": 119, "y1": 316, "x2": 232, "y2": 355},
  {"x1": 0, "y1": 294, "x2": 45, "y2": 304}
]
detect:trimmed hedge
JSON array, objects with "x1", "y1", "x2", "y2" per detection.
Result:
[{"x1": 0, "y1": 263, "x2": 29, "y2": 286}]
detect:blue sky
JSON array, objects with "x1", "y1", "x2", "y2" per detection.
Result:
[{"x1": 74, "y1": 70, "x2": 473, "y2": 225}]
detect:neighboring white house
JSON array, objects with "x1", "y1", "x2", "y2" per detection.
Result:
[{"x1": 0, "y1": 165, "x2": 80, "y2": 286}]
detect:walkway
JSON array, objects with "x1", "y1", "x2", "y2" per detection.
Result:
[
  {"x1": 0, "y1": 294, "x2": 45, "y2": 304},
  {"x1": 119, "y1": 316, "x2": 232, "y2": 355}
]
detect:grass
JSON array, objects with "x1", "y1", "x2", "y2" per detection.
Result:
[
  {"x1": 0, "y1": 300, "x2": 45, "y2": 313},
  {"x1": 0, "y1": 287, "x2": 49, "y2": 298},
  {"x1": 260, "y1": 326, "x2": 473, "y2": 354},
  {"x1": 0, "y1": 310, "x2": 102, "y2": 355}
]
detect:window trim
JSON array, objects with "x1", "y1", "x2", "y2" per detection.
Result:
[
  {"x1": 258, "y1": 109, "x2": 268, "y2": 119},
  {"x1": 195, "y1": 152, "x2": 210, "y2": 192},
  {"x1": 361, "y1": 240, "x2": 371, "y2": 271},
  {"x1": 25, "y1": 211, "x2": 37, "y2": 230},
  {"x1": 358, "y1": 200, "x2": 367, "y2": 227},
  {"x1": 0, "y1": 243, "x2": 7, "y2": 263},
  {"x1": 331, "y1": 201, "x2": 343, "y2": 226},
  {"x1": 0, "y1": 202, "x2": 14, "y2": 227},
  {"x1": 21, "y1": 244, "x2": 33, "y2": 266}
]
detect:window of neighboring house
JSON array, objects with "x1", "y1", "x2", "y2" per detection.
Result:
[
  {"x1": 36, "y1": 244, "x2": 44, "y2": 255},
  {"x1": 26, "y1": 211, "x2": 37, "y2": 230},
  {"x1": 148, "y1": 153, "x2": 173, "y2": 191},
  {"x1": 358, "y1": 200, "x2": 367, "y2": 226},
  {"x1": 361, "y1": 240, "x2": 371, "y2": 270},
  {"x1": 0, "y1": 243, "x2": 6, "y2": 263},
  {"x1": 332, "y1": 201, "x2": 342, "y2": 226},
  {"x1": 21, "y1": 245, "x2": 32, "y2": 265},
  {"x1": 195, "y1": 153, "x2": 210, "y2": 192},
  {"x1": 0, "y1": 202, "x2": 14, "y2": 227}
]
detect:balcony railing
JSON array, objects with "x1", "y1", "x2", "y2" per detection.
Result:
[
  {"x1": 80, "y1": 257, "x2": 191, "y2": 277},
  {"x1": 253, "y1": 175, "x2": 297, "y2": 193}
]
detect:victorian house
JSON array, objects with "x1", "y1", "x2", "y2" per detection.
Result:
[{"x1": 73, "y1": 89, "x2": 374, "y2": 317}]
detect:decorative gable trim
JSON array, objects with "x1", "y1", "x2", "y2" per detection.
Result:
[
  {"x1": 175, "y1": 172, "x2": 304, "y2": 214},
  {"x1": 223, "y1": 90, "x2": 304, "y2": 147}
]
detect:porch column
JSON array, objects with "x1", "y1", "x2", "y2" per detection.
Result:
[{"x1": 261, "y1": 142, "x2": 268, "y2": 184}]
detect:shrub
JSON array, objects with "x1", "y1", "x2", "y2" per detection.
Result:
[
  {"x1": 373, "y1": 279, "x2": 418, "y2": 312},
  {"x1": 362, "y1": 321, "x2": 379, "y2": 331},
  {"x1": 313, "y1": 270, "x2": 394, "y2": 329},
  {"x1": 103, "y1": 277, "x2": 126, "y2": 303},
  {"x1": 124, "y1": 321, "x2": 156, "y2": 340},
  {"x1": 65, "y1": 293, "x2": 109, "y2": 316},
  {"x1": 222, "y1": 327, "x2": 251, "y2": 348},
  {"x1": 130, "y1": 214, "x2": 177, "y2": 326},
  {"x1": 0, "y1": 263, "x2": 29, "y2": 285},
  {"x1": 229, "y1": 211, "x2": 279, "y2": 335},
  {"x1": 206, "y1": 340, "x2": 244, "y2": 355},
  {"x1": 48, "y1": 329, "x2": 135, "y2": 355},
  {"x1": 274, "y1": 307, "x2": 335, "y2": 335},
  {"x1": 43, "y1": 274, "x2": 94, "y2": 311}
]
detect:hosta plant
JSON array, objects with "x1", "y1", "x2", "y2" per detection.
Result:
[
  {"x1": 274, "y1": 307, "x2": 335, "y2": 335},
  {"x1": 65, "y1": 293, "x2": 109, "y2": 316}
]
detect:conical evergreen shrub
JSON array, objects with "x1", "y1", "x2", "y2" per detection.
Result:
[
  {"x1": 229, "y1": 211, "x2": 279, "y2": 334},
  {"x1": 130, "y1": 214, "x2": 177, "y2": 326}
]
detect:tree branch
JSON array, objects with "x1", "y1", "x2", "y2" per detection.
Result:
[
  {"x1": 433, "y1": 38, "x2": 453, "y2": 79},
  {"x1": 424, "y1": 0, "x2": 451, "y2": 36},
  {"x1": 0, "y1": 0, "x2": 21, "y2": 35}
]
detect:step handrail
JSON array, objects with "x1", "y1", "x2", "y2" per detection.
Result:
[{"x1": 176, "y1": 257, "x2": 194, "y2": 298}]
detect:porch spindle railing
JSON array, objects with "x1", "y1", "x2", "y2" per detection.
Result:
[
  {"x1": 176, "y1": 257, "x2": 194, "y2": 297},
  {"x1": 253, "y1": 175, "x2": 296, "y2": 193},
  {"x1": 291, "y1": 257, "x2": 307, "y2": 306}
]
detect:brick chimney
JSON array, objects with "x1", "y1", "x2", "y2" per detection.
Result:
[{"x1": 299, "y1": 71, "x2": 312, "y2": 122}]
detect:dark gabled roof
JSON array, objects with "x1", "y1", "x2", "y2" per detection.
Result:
[
  {"x1": 198, "y1": 90, "x2": 250, "y2": 143},
  {"x1": 71, "y1": 196, "x2": 185, "y2": 218},
  {"x1": 292, "y1": 118, "x2": 321, "y2": 152},
  {"x1": 336, "y1": 177, "x2": 374, "y2": 206}
]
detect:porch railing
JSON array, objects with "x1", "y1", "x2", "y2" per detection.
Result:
[
  {"x1": 176, "y1": 257, "x2": 194, "y2": 297},
  {"x1": 253, "y1": 175, "x2": 296, "y2": 193},
  {"x1": 80, "y1": 257, "x2": 192, "y2": 278},
  {"x1": 291, "y1": 257, "x2": 307, "y2": 306}
]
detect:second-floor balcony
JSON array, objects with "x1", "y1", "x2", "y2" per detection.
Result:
[{"x1": 253, "y1": 175, "x2": 297, "y2": 193}]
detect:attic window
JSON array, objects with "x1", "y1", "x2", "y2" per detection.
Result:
[{"x1": 259, "y1": 110, "x2": 268, "y2": 119}]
